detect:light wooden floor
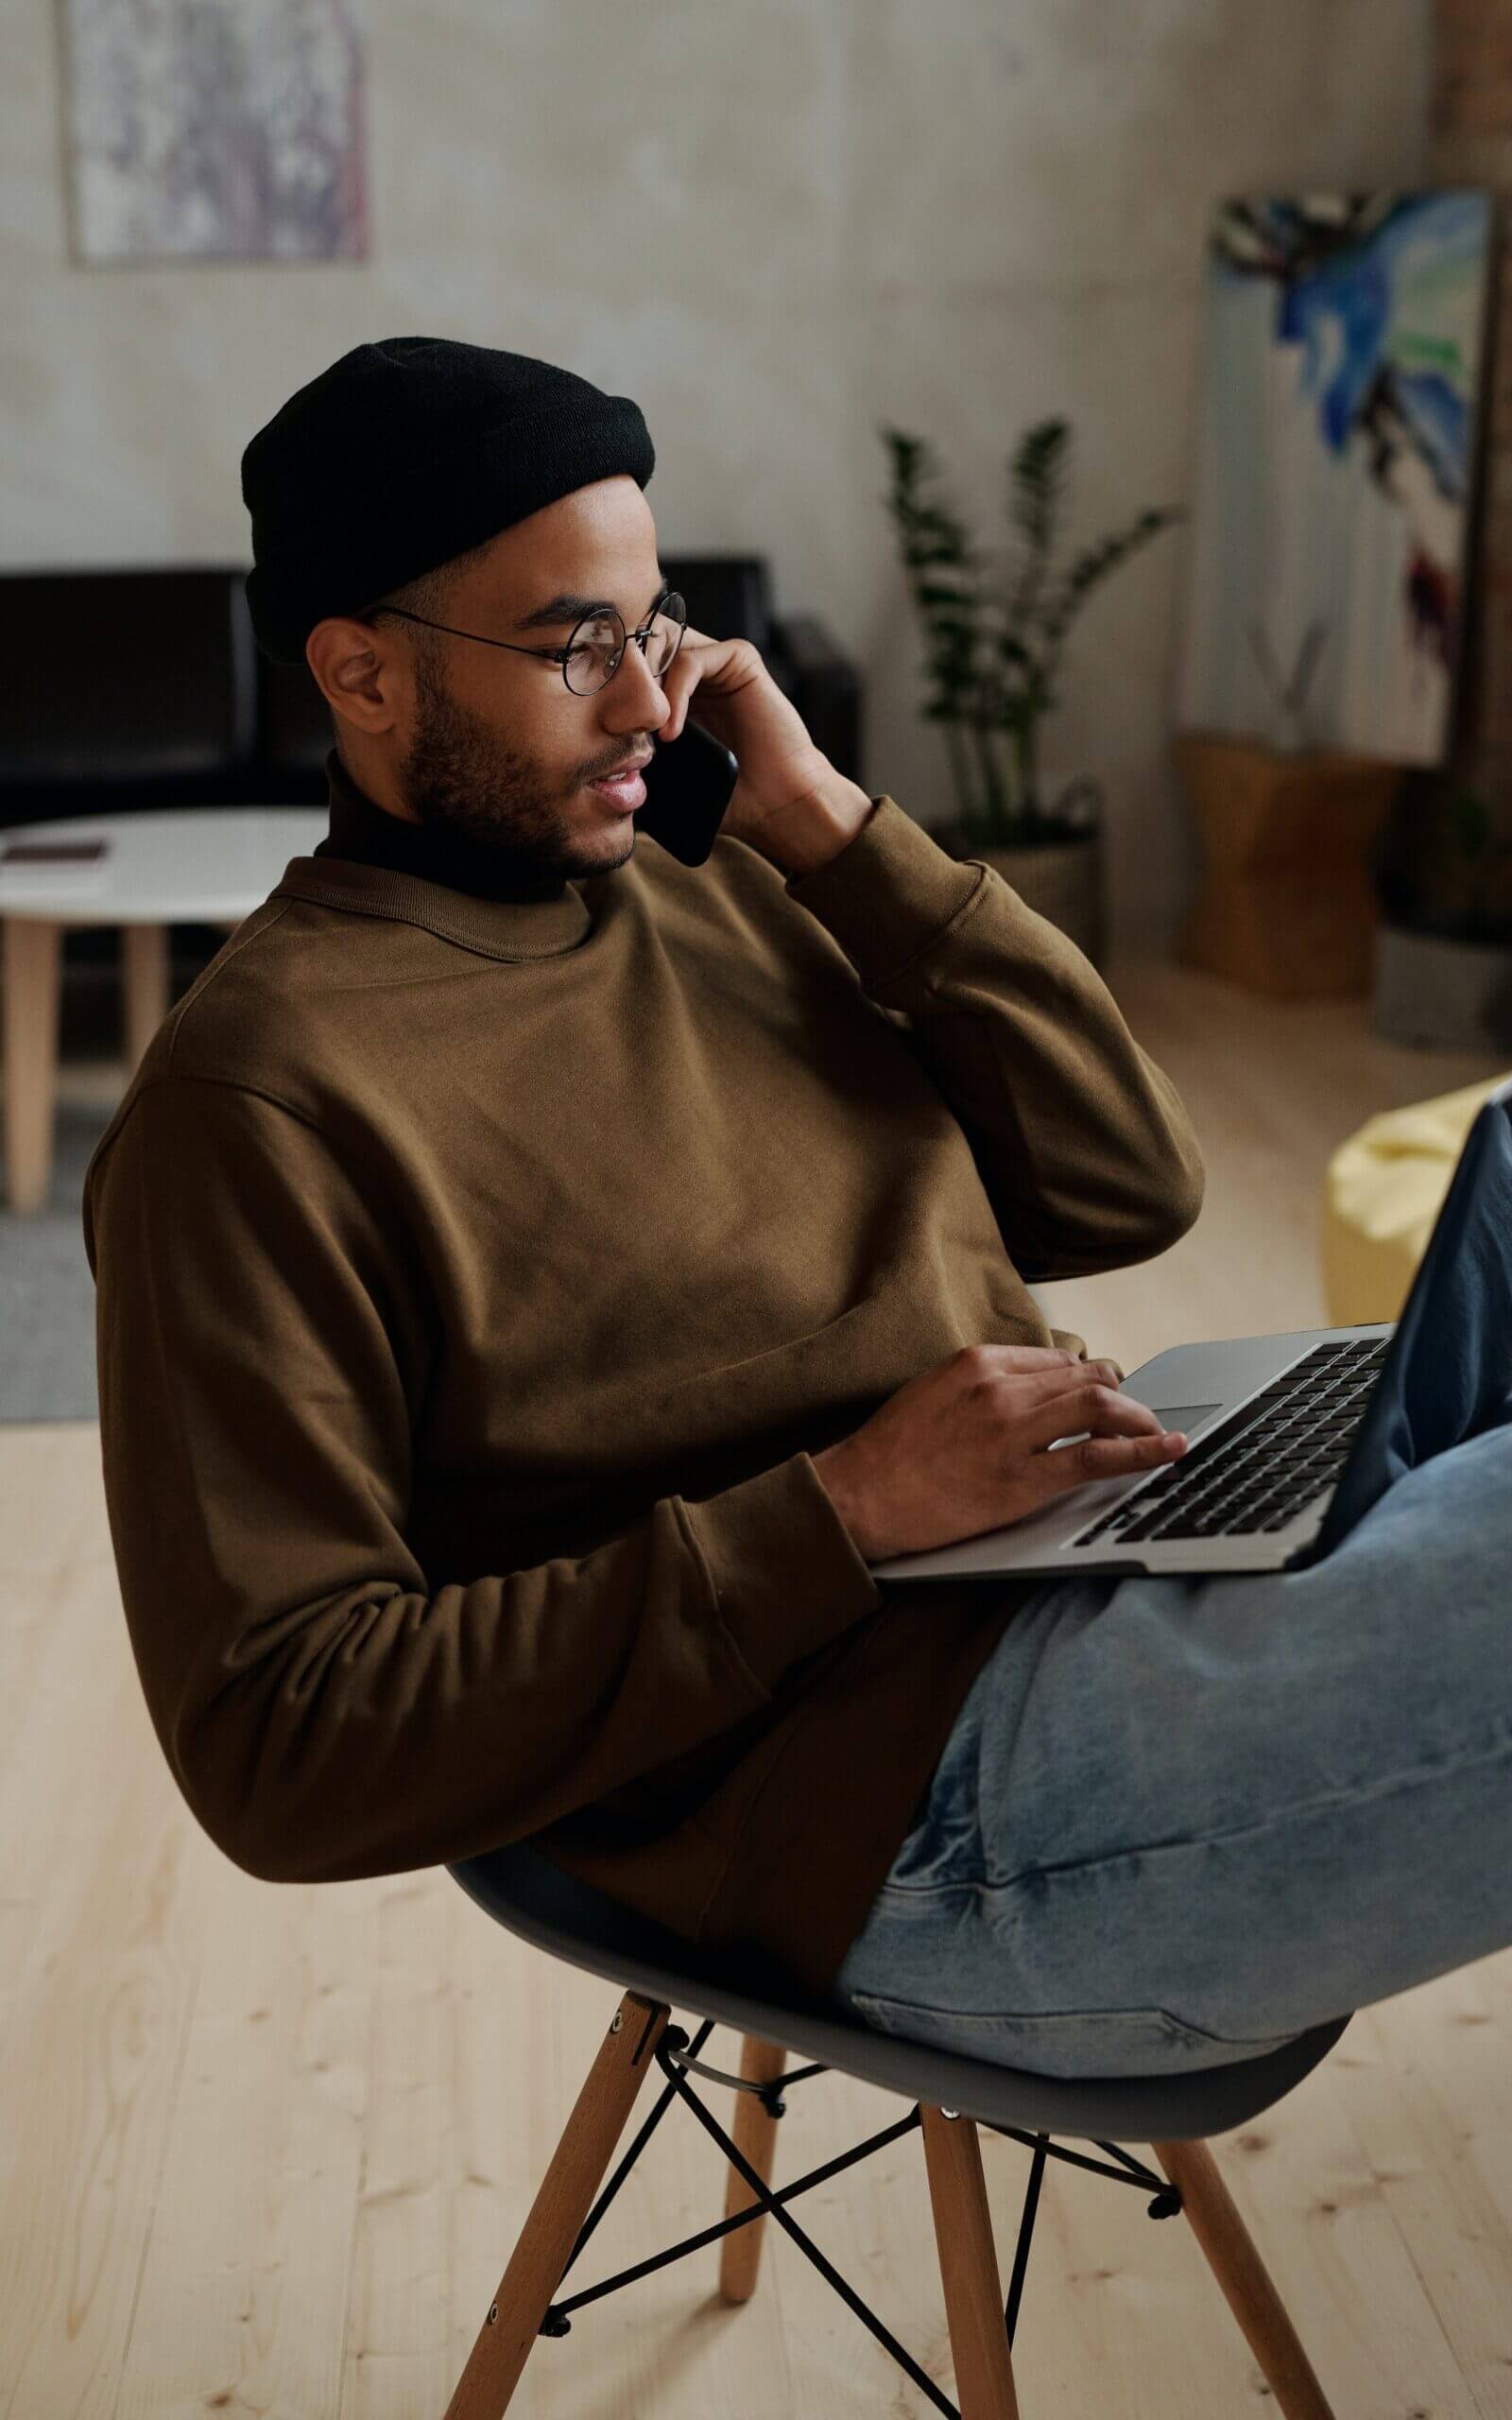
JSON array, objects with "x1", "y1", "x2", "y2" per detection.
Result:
[{"x1": 3, "y1": 954, "x2": 1511, "y2": 2420}]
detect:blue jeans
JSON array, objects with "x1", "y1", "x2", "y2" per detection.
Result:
[{"x1": 833, "y1": 1413, "x2": 1512, "y2": 2079}]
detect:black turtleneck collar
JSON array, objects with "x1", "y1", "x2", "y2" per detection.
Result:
[{"x1": 315, "y1": 749, "x2": 572, "y2": 902}]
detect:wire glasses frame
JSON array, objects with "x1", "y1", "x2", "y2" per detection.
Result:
[{"x1": 361, "y1": 588, "x2": 688, "y2": 696}]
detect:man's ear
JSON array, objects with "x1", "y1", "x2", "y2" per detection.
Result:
[{"x1": 307, "y1": 614, "x2": 409, "y2": 745}]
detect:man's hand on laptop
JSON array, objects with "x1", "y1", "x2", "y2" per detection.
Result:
[{"x1": 811, "y1": 1344, "x2": 1189, "y2": 1563}]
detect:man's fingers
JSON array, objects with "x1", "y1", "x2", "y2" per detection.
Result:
[
  {"x1": 984, "y1": 1345, "x2": 1091, "y2": 1368},
  {"x1": 1030, "y1": 1420, "x2": 1188, "y2": 1496},
  {"x1": 973, "y1": 1348, "x2": 1125, "y2": 1389},
  {"x1": 1001, "y1": 1374, "x2": 1132, "y2": 1423},
  {"x1": 1018, "y1": 1379, "x2": 1162, "y2": 1457}
]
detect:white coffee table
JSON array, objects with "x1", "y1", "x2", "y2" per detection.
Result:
[{"x1": 1, "y1": 806, "x2": 327, "y2": 1215}]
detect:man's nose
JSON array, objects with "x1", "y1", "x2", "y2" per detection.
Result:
[
  {"x1": 605, "y1": 638, "x2": 670, "y2": 729},
  {"x1": 627, "y1": 630, "x2": 673, "y2": 707}
]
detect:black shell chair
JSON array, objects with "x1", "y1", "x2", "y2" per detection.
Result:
[{"x1": 440, "y1": 1840, "x2": 1347, "y2": 2418}]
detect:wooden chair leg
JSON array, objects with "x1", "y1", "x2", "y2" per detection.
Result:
[
  {"x1": 717, "y1": 2034, "x2": 788, "y2": 2304},
  {"x1": 442, "y1": 1992, "x2": 670, "y2": 2420},
  {"x1": 920, "y1": 2104, "x2": 1022, "y2": 2420},
  {"x1": 1151, "y1": 2137, "x2": 1336, "y2": 2420}
]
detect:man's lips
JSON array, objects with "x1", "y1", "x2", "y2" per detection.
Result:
[{"x1": 587, "y1": 755, "x2": 650, "y2": 808}]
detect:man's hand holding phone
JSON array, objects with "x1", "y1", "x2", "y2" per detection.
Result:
[
  {"x1": 652, "y1": 624, "x2": 873, "y2": 873},
  {"x1": 810, "y1": 1344, "x2": 1190, "y2": 1563}
]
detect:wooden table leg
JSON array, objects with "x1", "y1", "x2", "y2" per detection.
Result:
[
  {"x1": 3, "y1": 916, "x2": 62, "y2": 1216},
  {"x1": 122, "y1": 922, "x2": 170, "y2": 1073}
]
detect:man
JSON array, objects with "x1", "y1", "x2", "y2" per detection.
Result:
[{"x1": 89, "y1": 338, "x2": 1511, "y2": 2080}]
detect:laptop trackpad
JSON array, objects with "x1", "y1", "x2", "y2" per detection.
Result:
[
  {"x1": 1049, "y1": 1400, "x2": 1225, "y2": 1451},
  {"x1": 1149, "y1": 1402, "x2": 1226, "y2": 1432}
]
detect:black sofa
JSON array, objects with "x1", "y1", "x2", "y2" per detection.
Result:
[{"x1": 0, "y1": 558, "x2": 863, "y2": 1048}]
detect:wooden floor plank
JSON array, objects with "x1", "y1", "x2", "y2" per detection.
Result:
[
  {"x1": 113, "y1": 1866, "x2": 374, "y2": 2420},
  {"x1": 0, "y1": 1717, "x2": 204, "y2": 2420},
  {"x1": 1324, "y1": 1971, "x2": 1512, "y2": 2418},
  {"x1": 338, "y1": 1871, "x2": 461, "y2": 2420}
]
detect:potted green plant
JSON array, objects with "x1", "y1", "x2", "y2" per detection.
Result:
[
  {"x1": 880, "y1": 418, "x2": 1181, "y2": 967},
  {"x1": 1369, "y1": 770, "x2": 1512, "y2": 1050}
]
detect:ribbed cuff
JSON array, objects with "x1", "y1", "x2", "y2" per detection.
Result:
[
  {"x1": 782, "y1": 794, "x2": 986, "y2": 988},
  {"x1": 680, "y1": 1452, "x2": 883, "y2": 1695}
]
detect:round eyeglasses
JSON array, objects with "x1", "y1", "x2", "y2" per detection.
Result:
[{"x1": 362, "y1": 588, "x2": 688, "y2": 697}]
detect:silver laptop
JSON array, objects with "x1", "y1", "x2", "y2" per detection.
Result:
[{"x1": 868, "y1": 1073, "x2": 1512, "y2": 1584}]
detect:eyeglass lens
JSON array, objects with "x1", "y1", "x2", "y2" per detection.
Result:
[{"x1": 563, "y1": 593, "x2": 686, "y2": 694}]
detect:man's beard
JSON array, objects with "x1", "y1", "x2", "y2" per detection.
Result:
[{"x1": 398, "y1": 651, "x2": 637, "y2": 890}]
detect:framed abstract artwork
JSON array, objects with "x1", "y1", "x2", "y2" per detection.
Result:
[
  {"x1": 1176, "y1": 193, "x2": 1494, "y2": 766},
  {"x1": 60, "y1": 0, "x2": 369, "y2": 265}
]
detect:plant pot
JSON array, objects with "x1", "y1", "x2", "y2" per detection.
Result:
[
  {"x1": 1369, "y1": 920, "x2": 1512, "y2": 1051},
  {"x1": 1174, "y1": 734, "x2": 1402, "y2": 998},
  {"x1": 1373, "y1": 767, "x2": 1512, "y2": 943},
  {"x1": 936, "y1": 821, "x2": 1106, "y2": 970}
]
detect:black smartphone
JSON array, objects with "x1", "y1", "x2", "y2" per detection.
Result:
[{"x1": 635, "y1": 717, "x2": 740, "y2": 866}]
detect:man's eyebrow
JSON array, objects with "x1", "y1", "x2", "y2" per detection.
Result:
[{"x1": 512, "y1": 572, "x2": 668, "y2": 631}]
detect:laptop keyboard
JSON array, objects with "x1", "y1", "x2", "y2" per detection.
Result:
[{"x1": 1067, "y1": 1337, "x2": 1389, "y2": 1547}]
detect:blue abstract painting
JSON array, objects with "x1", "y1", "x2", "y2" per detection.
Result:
[{"x1": 1177, "y1": 193, "x2": 1493, "y2": 766}]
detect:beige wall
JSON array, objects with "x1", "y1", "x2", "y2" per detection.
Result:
[{"x1": 7, "y1": 0, "x2": 1428, "y2": 948}]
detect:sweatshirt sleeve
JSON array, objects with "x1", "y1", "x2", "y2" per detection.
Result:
[
  {"x1": 783, "y1": 794, "x2": 1206, "y2": 1283},
  {"x1": 81, "y1": 1077, "x2": 882, "y2": 1889}
]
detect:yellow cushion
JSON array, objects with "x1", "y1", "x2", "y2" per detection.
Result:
[{"x1": 1321, "y1": 1073, "x2": 1512, "y2": 1324}]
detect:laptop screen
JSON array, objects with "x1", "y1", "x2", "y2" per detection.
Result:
[{"x1": 1308, "y1": 1076, "x2": 1512, "y2": 1562}]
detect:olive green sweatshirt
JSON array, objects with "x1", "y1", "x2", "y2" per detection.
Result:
[{"x1": 81, "y1": 751, "x2": 1204, "y2": 1999}]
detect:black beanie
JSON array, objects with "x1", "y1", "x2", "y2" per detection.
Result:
[{"x1": 241, "y1": 337, "x2": 656, "y2": 666}]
